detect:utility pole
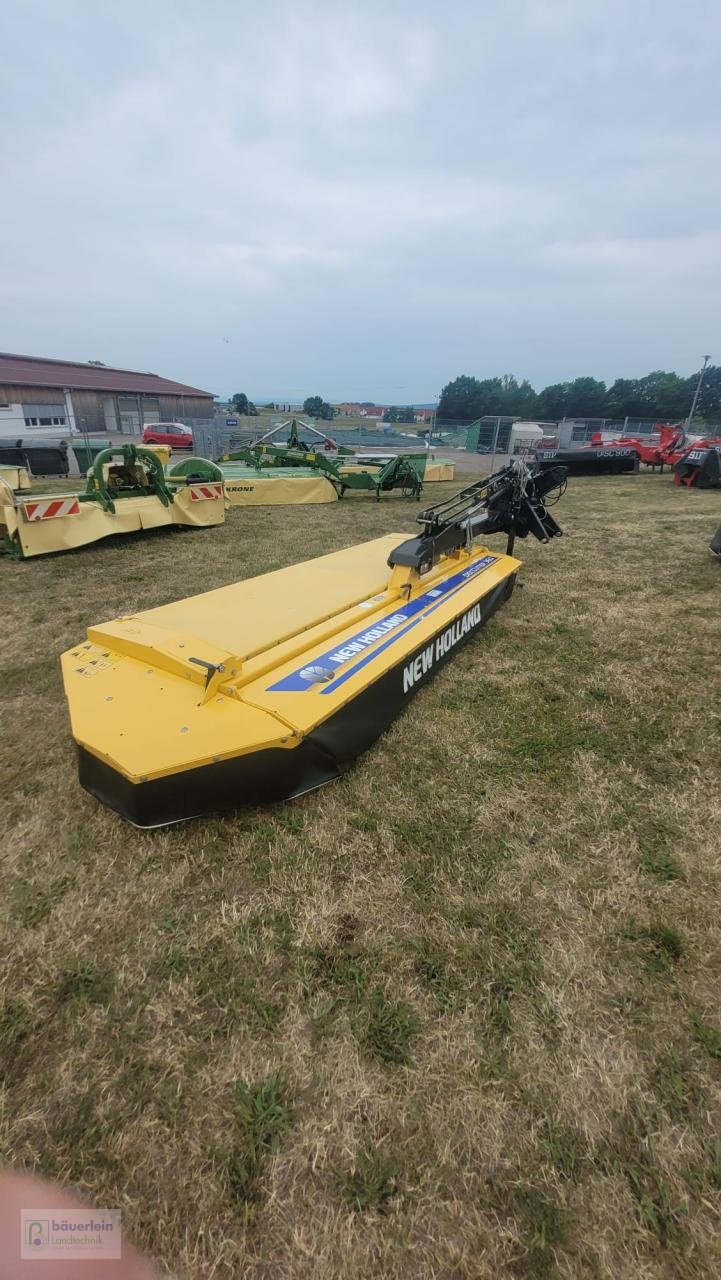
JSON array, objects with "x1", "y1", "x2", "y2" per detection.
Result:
[{"x1": 686, "y1": 354, "x2": 711, "y2": 433}]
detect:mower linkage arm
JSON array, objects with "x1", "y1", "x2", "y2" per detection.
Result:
[{"x1": 388, "y1": 461, "x2": 567, "y2": 574}]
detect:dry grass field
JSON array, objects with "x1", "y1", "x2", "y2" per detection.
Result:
[{"x1": 1, "y1": 465, "x2": 720, "y2": 1278}]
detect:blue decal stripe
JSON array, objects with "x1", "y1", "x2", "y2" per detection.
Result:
[
  {"x1": 318, "y1": 566, "x2": 493, "y2": 694},
  {"x1": 267, "y1": 555, "x2": 498, "y2": 692}
]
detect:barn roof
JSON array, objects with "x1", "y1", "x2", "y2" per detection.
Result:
[{"x1": 0, "y1": 353, "x2": 214, "y2": 398}]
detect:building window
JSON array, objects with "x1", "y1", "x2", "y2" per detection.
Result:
[{"x1": 21, "y1": 406, "x2": 67, "y2": 426}]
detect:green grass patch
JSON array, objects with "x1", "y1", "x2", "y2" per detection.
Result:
[
  {"x1": 11, "y1": 874, "x2": 73, "y2": 928},
  {"x1": 336, "y1": 1139, "x2": 400, "y2": 1214},
  {"x1": 408, "y1": 937, "x2": 462, "y2": 1013},
  {"x1": 0, "y1": 997, "x2": 32, "y2": 1053},
  {"x1": 651, "y1": 1050, "x2": 699, "y2": 1120},
  {"x1": 512, "y1": 1186, "x2": 568, "y2": 1278},
  {"x1": 56, "y1": 958, "x2": 114, "y2": 1005},
  {"x1": 622, "y1": 920, "x2": 685, "y2": 975},
  {"x1": 691, "y1": 1013, "x2": 721, "y2": 1060},
  {"x1": 600, "y1": 1113, "x2": 685, "y2": 1247},
  {"x1": 540, "y1": 1117, "x2": 583, "y2": 1182},
  {"x1": 355, "y1": 987, "x2": 419, "y2": 1065},
  {"x1": 224, "y1": 1074, "x2": 293, "y2": 1205},
  {"x1": 639, "y1": 848, "x2": 683, "y2": 882}
]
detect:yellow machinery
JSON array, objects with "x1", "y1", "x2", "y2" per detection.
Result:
[
  {"x1": 61, "y1": 460, "x2": 567, "y2": 826},
  {"x1": 167, "y1": 456, "x2": 338, "y2": 506},
  {"x1": 0, "y1": 465, "x2": 31, "y2": 491},
  {"x1": 142, "y1": 443, "x2": 172, "y2": 465},
  {"x1": 425, "y1": 461, "x2": 455, "y2": 481},
  {"x1": 1, "y1": 445, "x2": 225, "y2": 558},
  {"x1": 222, "y1": 468, "x2": 338, "y2": 506}
]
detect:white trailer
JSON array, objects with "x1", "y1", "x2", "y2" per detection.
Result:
[{"x1": 510, "y1": 422, "x2": 544, "y2": 452}]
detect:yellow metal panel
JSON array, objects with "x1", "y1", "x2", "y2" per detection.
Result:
[
  {"x1": 171, "y1": 485, "x2": 225, "y2": 527},
  {"x1": 223, "y1": 474, "x2": 337, "y2": 505},
  {"x1": 125, "y1": 535, "x2": 405, "y2": 659},
  {"x1": 0, "y1": 465, "x2": 31, "y2": 490},
  {"x1": 61, "y1": 642, "x2": 290, "y2": 781},
  {"x1": 142, "y1": 443, "x2": 171, "y2": 464},
  {"x1": 338, "y1": 464, "x2": 381, "y2": 475},
  {"x1": 425, "y1": 462, "x2": 455, "y2": 481}
]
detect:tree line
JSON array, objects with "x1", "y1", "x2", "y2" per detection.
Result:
[
  {"x1": 437, "y1": 368, "x2": 721, "y2": 424},
  {"x1": 301, "y1": 397, "x2": 416, "y2": 423}
]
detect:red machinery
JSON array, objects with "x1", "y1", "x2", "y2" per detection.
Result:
[
  {"x1": 672, "y1": 443, "x2": 721, "y2": 488},
  {"x1": 588, "y1": 424, "x2": 721, "y2": 487},
  {"x1": 589, "y1": 423, "x2": 684, "y2": 469}
]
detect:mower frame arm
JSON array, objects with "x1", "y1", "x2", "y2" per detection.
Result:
[{"x1": 84, "y1": 444, "x2": 175, "y2": 512}]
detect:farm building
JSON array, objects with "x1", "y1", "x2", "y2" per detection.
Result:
[{"x1": 0, "y1": 352, "x2": 215, "y2": 436}]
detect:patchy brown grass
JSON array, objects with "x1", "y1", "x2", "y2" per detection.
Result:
[{"x1": 1, "y1": 464, "x2": 720, "y2": 1278}]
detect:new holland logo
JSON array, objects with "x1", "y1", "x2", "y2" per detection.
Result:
[
  {"x1": 299, "y1": 664, "x2": 335, "y2": 684},
  {"x1": 402, "y1": 602, "x2": 482, "y2": 692}
]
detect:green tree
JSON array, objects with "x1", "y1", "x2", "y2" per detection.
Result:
[
  {"x1": 535, "y1": 383, "x2": 570, "y2": 420},
  {"x1": 697, "y1": 365, "x2": 721, "y2": 419},
  {"x1": 382, "y1": 406, "x2": 415, "y2": 423},
  {"x1": 439, "y1": 374, "x2": 538, "y2": 421},
  {"x1": 438, "y1": 376, "x2": 485, "y2": 421},
  {"x1": 565, "y1": 377, "x2": 607, "y2": 417},
  {"x1": 231, "y1": 392, "x2": 249, "y2": 414},
  {"x1": 636, "y1": 371, "x2": 691, "y2": 421},
  {"x1": 438, "y1": 363, "x2": 714, "y2": 426},
  {"x1": 510, "y1": 378, "x2": 539, "y2": 418},
  {"x1": 604, "y1": 378, "x2": 646, "y2": 420},
  {"x1": 303, "y1": 395, "x2": 334, "y2": 420}
]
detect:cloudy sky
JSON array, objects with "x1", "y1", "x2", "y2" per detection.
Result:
[{"x1": 1, "y1": 0, "x2": 719, "y2": 401}]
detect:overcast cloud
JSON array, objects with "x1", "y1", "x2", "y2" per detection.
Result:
[{"x1": 1, "y1": 0, "x2": 719, "y2": 401}]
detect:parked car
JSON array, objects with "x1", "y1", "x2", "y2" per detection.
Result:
[{"x1": 142, "y1": 422, "x2": 194, "y2": 450}]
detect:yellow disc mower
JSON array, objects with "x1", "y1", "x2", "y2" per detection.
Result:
[
  {"x1": 0, "y1": 444, "x2": 225, "y2": 559},
  {"x1": 61, "y1": 460, "x2": 567, "y2": 826}
]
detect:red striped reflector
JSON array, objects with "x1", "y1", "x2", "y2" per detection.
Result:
[
  {"x1": 189, "y1": 483, "x2": 223, "y2": 501},
  {"x1": 23, "y1": 497, "x2": 81, "y2": 521}
]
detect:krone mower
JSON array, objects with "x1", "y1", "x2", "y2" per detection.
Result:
[
  {"x1": 225, "y1": 441, "x2": 424, "y2": 500},
  {"x1": 61, "y1": 459, "x2": 567, "y2": 826},
  {"x1": 1, "y1": 445, "x2": 225, "y2": 558}
]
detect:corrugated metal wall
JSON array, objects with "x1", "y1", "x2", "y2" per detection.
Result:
[
  {"x1": 0, "y1": 384, "x2": 65, "y2": 405},
  {"x1": 158, "y1": 395, "x2": 213, "y2": 422},
  {"x1": 70, "y1": 389, "x2": 107, "y2": 431}
]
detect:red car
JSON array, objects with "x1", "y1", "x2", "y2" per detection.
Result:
[{"x1": 142, "y1": 422, "x2": 194, "y2": 450}]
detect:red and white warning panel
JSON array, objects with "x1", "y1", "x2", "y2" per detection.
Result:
[
  {"x1": 22, "y1": 497, "x2": 81, "y2": 522},
  {"x1": 189, "y1": 483, "x2": 223, "y2": 502}
]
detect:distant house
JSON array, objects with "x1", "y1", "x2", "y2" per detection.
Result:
[{"x1": 0, "y1": 352, "x2": 215, "y2": 435}]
